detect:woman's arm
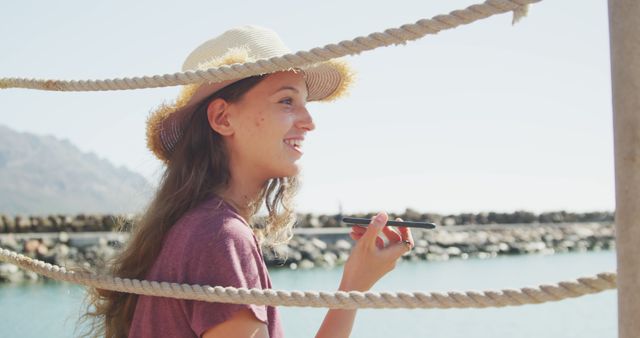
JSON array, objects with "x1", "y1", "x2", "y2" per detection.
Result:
[
  {"x1": 204, "y1": 212, "x2": 412, "y2": 338},
  {"x1": 315, "y1": 212, "x2": 414, "y2": 338},
  {"x1": 202, "y1": 308, "x2": 269, "y2": 338}
]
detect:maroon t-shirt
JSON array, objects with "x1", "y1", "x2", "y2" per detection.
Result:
[{"x1": 129, "y1": 194, "x2": 284, "y2": 338}]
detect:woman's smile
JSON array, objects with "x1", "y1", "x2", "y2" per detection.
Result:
[{"x1": 283, "y1": 138, "x2": 304, "y2": 155}]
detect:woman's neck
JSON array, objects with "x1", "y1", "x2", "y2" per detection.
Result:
[{"x1": 217, "y1": 175, "x2": 267, "y2": 222}]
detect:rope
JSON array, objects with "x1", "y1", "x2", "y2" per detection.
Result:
[
  {"x1": 0, "y1": 0, "x2": 540, "y2": 92},
  {"x1": 0, "y1": 0, "x2": 616, "y2": 311},
  {"x1": 0, "y1": 247, "x2": 615, "y2": 309}
]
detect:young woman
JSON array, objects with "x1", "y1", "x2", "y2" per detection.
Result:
[{"x1": 82, "y1": 26, "x2": 414, "y2": 338}]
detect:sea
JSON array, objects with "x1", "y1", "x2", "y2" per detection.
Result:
[{"x1": 0, "y1": 250, "x2": 617, "y2": 338}]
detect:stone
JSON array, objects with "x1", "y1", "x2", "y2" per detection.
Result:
[
  {"x1": 310, "y1": 238, "x2": 327, "y2": 251},
  {"x1": 322, "y1": 252, "x2": 338, "y2": 267},
  {"x1": 299, "y1": 259, "x2": 315, "y2": 269},
  {"x1": 0, "y1": 263, "x2": 22, "y2": 283},
  {"x1": 58, "y1": 232, "x2": 70, "y2": 243},
  {"x1": 23, "y1": 239, "x2": 40, "y2": 253},
  {"x1": 334, "y1": 239, "x2": 352, "y2": 251},
  {"x1": 416, "y1": 239, "x2": 428, "y2": 248},
  {"x1": 445, "y1": 246, "x2": 462, "y2": 256}
]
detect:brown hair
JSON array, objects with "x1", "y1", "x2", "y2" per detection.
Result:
[{"x1": 79, "y1": 75, "x2": 299, "y2": 337}]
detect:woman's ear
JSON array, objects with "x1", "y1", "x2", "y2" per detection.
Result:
[{"x1": 207, "y1": 98, "x2": 234, "y2": 136}]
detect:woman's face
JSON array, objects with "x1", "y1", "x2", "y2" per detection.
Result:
[{"x1": 215, "y1": 70, "x2": 315, "y2": 180}]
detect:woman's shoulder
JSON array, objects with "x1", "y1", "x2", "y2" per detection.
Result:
[
  {"x1": 147, "y1": 195, "x2": 260, "y2": 280},
  {"x1": 169, "y1": 195, "x2": 256, "y2": 249}
]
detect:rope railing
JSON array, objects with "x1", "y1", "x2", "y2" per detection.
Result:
[
  {"x1": 0, "y1": 0, "x2": 540, "y2": 92},
  {"x1": 0, "y1": 248, "x2": 616, "y2": 309},
  {"x1": 0, "y1": 0, "x2": 617, "y2": 311}
]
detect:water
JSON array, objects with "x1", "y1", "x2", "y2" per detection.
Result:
[{"x1": 0, "y1": 250, "x2": 616, "y2": 337}]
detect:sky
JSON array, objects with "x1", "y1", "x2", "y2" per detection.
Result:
[{"x1": 0, "y1": 0, "x2": 614, "y2": 215}]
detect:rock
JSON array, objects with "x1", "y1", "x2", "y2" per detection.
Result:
[
  {"x1": 322, "y1": 252, "x2": 338, "y2": 267},
  {"x1": 416, "y1": 239, "x2": 428, "y2": 248},
  {"x1": 307, "y1": 216, "x2": 321, "y2": 228},
  {"x1": 442, "y1": 217, "x2": 456, "y2": 226},
  {"x1": 85, "y1": 215, "x2": 102, "y2": 231},
  {"x1": 58, "y1": 232, "x2": 70, "y2": 243},
  {"x1": 98, "y1": 237, "x2": 109, "y2": 248},
  {"x1": 484, "y1": 244, "x2": 500, "y2": 253},
  {"x1": 524, "y1": 242, "x2": 546, "y2": 253},
  {"x1": 24, "y1": 239, "x2": 40, "y2": 254},
  {"x1": 426, "y1": 253, "x2": 449, "y2": 261},
  {"x1": 299, "y1": 259, "x2": 315, "y2": 269},
  {"x1": 575, "y1": 240, "x2": 590, "y2": 252},
  {"x1": 299, "y1": 243, "x2": 318, "y2": 260},
  {"x1": 0, "y1": 263, "x2": 24, "y2": 283},
  {"x1": 445, "y1": 247, "x2": 462, "y2": 256},
  {"x1": 334, "y1": 239, "x2": 352, "y2": 251},
  {"x1": 413, "y1": 247, "x2": 427, "y2": 260},
  {"x1": 15, "y1": 216, "x2": 31, "y2": 233},
  {"x1": 336, "y1": 251, "x2": 350, "y2": 264},
  {"x1": 54, "y1": 244, "x2": 70, "y2": 258},
  {"x1": 36, "y1": 244, "x2": 49, "y2": 257},
  {"x1": 2, "y1": 216, "x2": 16, "y2": 233},
  {"x1": 34, "y1": 217, "x2": 54, "y2": 232},
  {"x1": 427, "y1": 245, "x2": 444, "y2": 254},
  {"x1": 24, "y1": 270, "x2": 40, "y2": 281},
  {"x1": 0, "y1": 235, "x2": 20, "y2": 252},
  {"x1": 310, "y1": 238, "x2": 327, "y2": 251}
]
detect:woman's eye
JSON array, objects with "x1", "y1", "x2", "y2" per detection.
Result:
[{"x1": 279, "y1": 98, "x2": 293, "y2": 105}]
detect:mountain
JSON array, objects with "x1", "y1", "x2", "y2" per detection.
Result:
[{"x1": 0, "y1": 124, "x2": 154, "y2": 215}]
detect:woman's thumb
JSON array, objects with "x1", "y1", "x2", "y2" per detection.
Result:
[{"x1": 364, "y1": 212, "x2": 388, "y2": 241}]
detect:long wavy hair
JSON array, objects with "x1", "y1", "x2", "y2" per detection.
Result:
[{"x1": 79, "y1": 74, "x2": 300, "y2": 338}]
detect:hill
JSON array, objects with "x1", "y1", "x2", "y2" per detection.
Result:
[{"x1": 0, "y1": 124, "x2": 153, "y2": 215}]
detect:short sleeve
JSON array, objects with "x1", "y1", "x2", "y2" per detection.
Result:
[{"x1": 181, "y1": 219, "x2": 269, "y2": 337}]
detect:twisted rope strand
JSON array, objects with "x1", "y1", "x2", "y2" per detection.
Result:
[
  {"x1": 0, "y1": 248, "x2": 615, "y2": 310},
  {"x1": 0, "y1": 0, "x2": 541, "y2": 92}
]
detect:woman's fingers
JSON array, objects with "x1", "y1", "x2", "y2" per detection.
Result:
[
  {"x1": 362, "y1": 212, "x2": 388, "y2": 247},
  {"x1": 382, "y1": 225, "x2": 402, "y2": 243},
  {"x1": 342, "y1": 213, "x2": 411, "y2": 293},
  {"x1": 375, "y1": 237, "x2": 384, "y2": 250},
  {"x1": 350, "y1": 217, "x2": 402, "y2": 248},
  {"x1": 351, "y1": 225, "x2": 367, "y2": 235},
  {"x1": 397, "y1": 226, "x2": 414, "y2": 247},
  {"x1": 393, "y1": 217, "x2": 415, "y2": 251},
  {"x1": 349, "y1": 232, "x2": 362, "y2": 241},
  {"x1": 377, "y1": 218, "x2": 414, "y2": 259},
  {"x1": 350, "y1": 230, "x2": 396, "y2": 250},
  {"x1": 396, "y1": 218, "x2": 415, "y2": 249}
]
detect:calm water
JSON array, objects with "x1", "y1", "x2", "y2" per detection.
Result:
[{"x1": 0, "y1": 250, "x2": 616, "y2": 337}]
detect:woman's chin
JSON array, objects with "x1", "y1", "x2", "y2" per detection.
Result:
[{"x1": 274, "y1": 163, "x2": 301, "y2": 178}]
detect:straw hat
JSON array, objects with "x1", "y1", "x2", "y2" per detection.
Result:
[{"x1": 146, "y1": 25, "x2": 354, "y2": 163}]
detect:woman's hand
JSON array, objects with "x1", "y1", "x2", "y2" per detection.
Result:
[
  {"x1": 316, "y1": 212, "x2": 413, "y2": 338},
  {"x1": 339, "y1": 212, "x2": 415, "y2": 292}
]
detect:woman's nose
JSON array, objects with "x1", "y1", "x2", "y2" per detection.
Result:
[{"x1": 297, "y1": 107, "x2": 316, "y2": 132}]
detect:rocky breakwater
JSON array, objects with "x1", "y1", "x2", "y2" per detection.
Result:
[
  {"x1": 0, "y1": 222, "x2": 615, "y2": 283},
  {"x1": 0, "y1": 214, "x2": 134, "y2": 233},
  {"x1": 0, "y1": 232, "x2": 122, "y2": 283},
  {"x1": 264, "y1": 222, "x2": 615, "y2": 269}
]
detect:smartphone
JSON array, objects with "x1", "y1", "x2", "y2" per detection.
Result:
[{"x1": 342, "y1": 217, "x2": 437, "y2": 229}]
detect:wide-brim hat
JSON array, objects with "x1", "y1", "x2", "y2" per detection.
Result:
[{"x1": 146, "y1": 25, "x2": 354, "y2": 163}]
